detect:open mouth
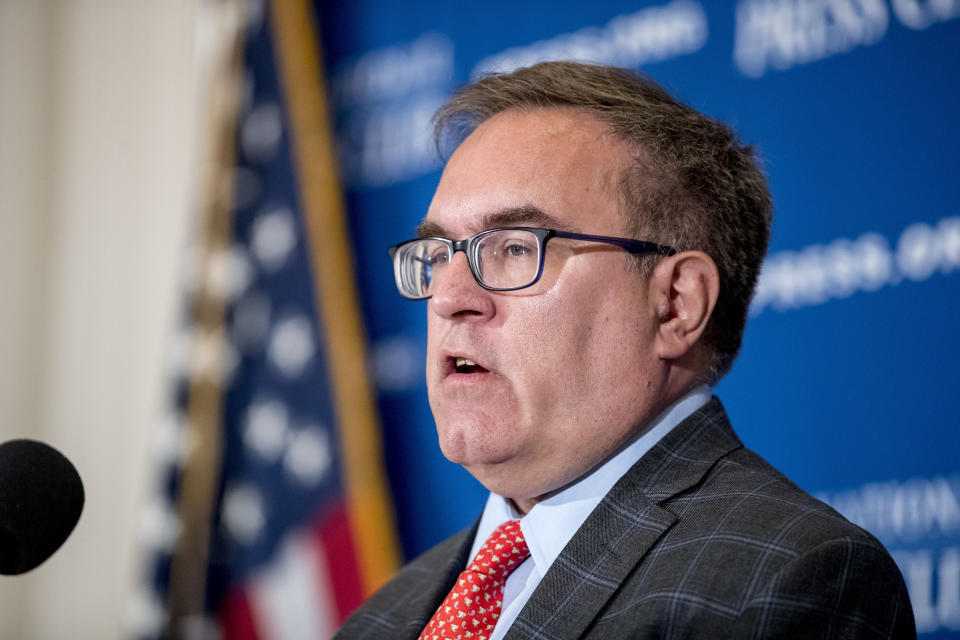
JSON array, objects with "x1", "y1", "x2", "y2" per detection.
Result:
[{"x1": 453, "y1": 356, "x2": 488, "y2": 375}]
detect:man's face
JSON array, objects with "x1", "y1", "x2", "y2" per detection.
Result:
[{"x1": 424, "y1": 108, "x2": 667, "y2": 506}]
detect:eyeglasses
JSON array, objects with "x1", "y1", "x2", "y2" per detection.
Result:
[{"x1": 388, "y1": 227, "x2": 676, "y2": 300}]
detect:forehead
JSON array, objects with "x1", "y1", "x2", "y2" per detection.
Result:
[{"x1": 423, "y1": 108, "x2": 632, "y2": 238}]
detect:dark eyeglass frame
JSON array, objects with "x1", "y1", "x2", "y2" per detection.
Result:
[{"x1": 388, "y1": 227, "x2": 677, "y2": 300}]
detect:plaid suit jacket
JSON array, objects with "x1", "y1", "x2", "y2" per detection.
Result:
[{"x1": 336, "y1": 398, "x2": 915, "y2": 639}]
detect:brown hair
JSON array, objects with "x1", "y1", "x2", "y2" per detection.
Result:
[{"x1": 434, "y1": 61, "x2": 773, "y2": 383}]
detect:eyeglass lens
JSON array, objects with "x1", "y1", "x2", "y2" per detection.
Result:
[{"x1": 394, "y1": 229, "x2": 543, "y2": 298}]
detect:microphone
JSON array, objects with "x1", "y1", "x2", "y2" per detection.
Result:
[{"x1": 0, "y1": 439, "x2": 84, "y2": 575}]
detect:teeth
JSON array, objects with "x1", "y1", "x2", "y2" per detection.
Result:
[{"x1": 456, "y1": 357, "x2": 477, "y2": 368}]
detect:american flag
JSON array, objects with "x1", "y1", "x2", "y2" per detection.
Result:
[{"x1": 130, "y1": 2, "x2": 398, "y2": 638}]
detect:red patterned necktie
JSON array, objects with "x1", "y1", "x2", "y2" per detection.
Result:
[{"x1": 419, "y1": 519, "x2": 530, "y2": 640}]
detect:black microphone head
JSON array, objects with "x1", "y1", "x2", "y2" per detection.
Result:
[{"x1": 0, "y1": 439, "x2": 84, "y2": 575}]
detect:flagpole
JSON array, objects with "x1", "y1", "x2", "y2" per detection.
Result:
[{"x1": 269, "y1": 0, "x2": 401, "y2": 596}]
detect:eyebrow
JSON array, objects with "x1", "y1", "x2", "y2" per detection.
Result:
[{"x1": 416, "y1": 205, "x2": 569, "y2": 239}]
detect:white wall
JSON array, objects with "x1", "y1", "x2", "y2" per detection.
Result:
[{"x1": 0, "y1": 1, "x2": 200, "y2": 637}]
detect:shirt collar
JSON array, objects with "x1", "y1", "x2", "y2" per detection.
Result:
[{"x1": 468, "y1": 385, "x2": 712, "y2": 571}]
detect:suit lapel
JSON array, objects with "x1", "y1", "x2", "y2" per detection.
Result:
[
  {"x1": 505, "y1": 487, "x2": 676, "y2": 640},
  {"x1": 505, "y1": 398, "x2": 742, "y2": 640}
]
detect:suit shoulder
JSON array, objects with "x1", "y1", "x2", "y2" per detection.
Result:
[
  {"x1": 643, "y1": 447, "x2": 914, "y2": 636},
  {"x1": 729, "y1": 526, "x2": 916, "y2": 638},
  {"x1": 334, "y1": 528, "x2": 472, "y2": 639},
  {"x1": 677, "y1": 445, "x2": 890, "y2": 554}
]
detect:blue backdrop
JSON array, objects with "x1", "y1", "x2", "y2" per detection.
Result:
[{"x1": 314, "y1": 1, "x2": 960, "y2": 635}]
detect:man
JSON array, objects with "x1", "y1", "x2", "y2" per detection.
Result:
[{"x1": 336, "y1": 62, "x2": 914, "y2": 639}]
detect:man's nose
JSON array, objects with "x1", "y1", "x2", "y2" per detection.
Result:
[{"x1": 428, "y1": 252, "x2": 495, "y2": 320}]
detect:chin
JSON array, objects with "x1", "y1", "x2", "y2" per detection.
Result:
[
  {"x1": 435, "y1": 405, "x2": 503, "y2": 450},
  {"x1": 438, "y1": 433, "x2": 511, "y2": 469},
  {"x1": 461, "y1": 461, "x2": 523, "y2": 496},
  {"x1": 437, "y1": 419, "x2": 517, "y2": 469}
]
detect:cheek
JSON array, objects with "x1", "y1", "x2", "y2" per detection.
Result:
[
  {"x1": 504, "y1": 296, "x2": 608, "y2": 408},
  {"x1": 513, "y1": 282, "x2": 651, "y2": 418}
]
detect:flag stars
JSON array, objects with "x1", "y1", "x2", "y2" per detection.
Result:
[
  {"x1": 231, "y1": 290, "x2": 271, "y2": 352},
  {"x1": 251, "y1": 207, "x2": 297, "y2": 272},
  {"x1": 283, "y1": 426, "x2": 331, "y2": 487},
  {"x1": 221, "y1": 483, "x2": 265, "y2": 545},
  {"x1": 243, "y1": 398, "x2": 289, "y2": 462},
  {"x1": 241, "y1": 101, "x2": 283, "y2": 164},
  {"x1": 267, "y1": 314, "x2": 315, "y2": 379}
]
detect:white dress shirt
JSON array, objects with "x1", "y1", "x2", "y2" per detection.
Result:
[{"x1": 466, "y1": 385, "x2": 712, "y2": 640}]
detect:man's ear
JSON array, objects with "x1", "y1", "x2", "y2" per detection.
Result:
[{"x1": 648, "y1": 251, "x2": 720, "y2": 361}]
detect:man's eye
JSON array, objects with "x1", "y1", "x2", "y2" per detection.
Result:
[
  {"x1": 504, "y1": 243, "x2": 532, "y2": 258},
  {"x1": 425, "y1": 250, "x2": 449, "y2": 265}
]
